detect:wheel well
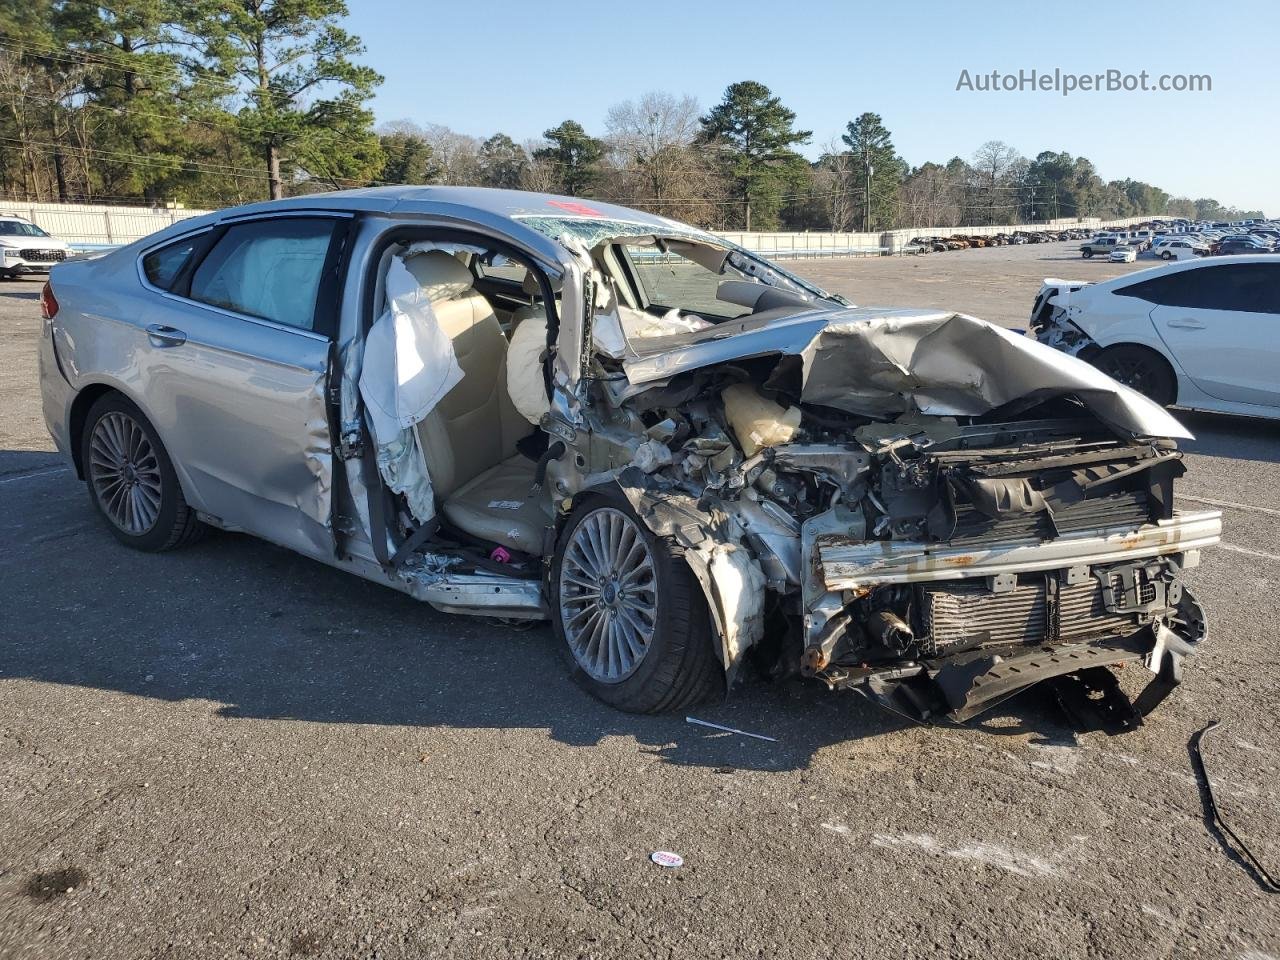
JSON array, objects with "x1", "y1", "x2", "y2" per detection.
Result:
[
  {"x1": 1096, "y1": 343, "x2": 1179, "y2": 402},
  {"x1": 67, "y1": 384, "x2": 121, "y2": 479}
]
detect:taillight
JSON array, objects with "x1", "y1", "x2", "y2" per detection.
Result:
[{"x1": 40, "y1": 281, "x2": 58, "y2": 319}]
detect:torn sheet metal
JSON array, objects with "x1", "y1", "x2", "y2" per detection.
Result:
[
  {"x1": 705, "y1": 543, "x2": 768, "y2": 670},
  {"x1": 615, "y1": 481, "x2": 766, "y2": 675},
  {"x1": 621, "y1": 308, "x2": 1192, "y2": 440},
  {"x1": 358, "y1": 251, "x2": 466, "y2": 522}
]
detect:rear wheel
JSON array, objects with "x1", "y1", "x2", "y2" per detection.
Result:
[
  {"x1": 81, "y1": 393, "x2": 205, "y2": 551},
  {"x1": 1095, "y1": 345, "x2": 1177, "y2": 406},
  {"x1": 551, "y1": 496, "x2": 722, "y2": 714}
]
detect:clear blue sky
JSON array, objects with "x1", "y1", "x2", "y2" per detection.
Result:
[{"x1": 344, "y1": 0, "x2": 1278, "y2": 214}]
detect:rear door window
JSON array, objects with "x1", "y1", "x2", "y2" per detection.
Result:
[{"x1": 189, "y1": 218, "x2": 341, "y2": 332}]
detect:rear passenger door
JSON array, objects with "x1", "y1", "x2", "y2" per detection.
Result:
[
  {"x1": 136, "y1": 214, "x2": 349, "y2": 557},
  {"x1": 1127, "y1": 262, "x2": 1280, "y2": 405}
]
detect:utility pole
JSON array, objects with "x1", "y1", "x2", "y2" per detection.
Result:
[{"x1": 864, "y1": 161, "x2": 874, "y2": 232}]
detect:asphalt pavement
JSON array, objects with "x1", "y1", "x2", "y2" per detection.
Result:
[{"x1": 2, "y1": 244, "x2": 1277, "y2": 959}]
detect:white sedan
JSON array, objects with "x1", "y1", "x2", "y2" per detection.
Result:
[
  {"x1": 1030, "y1": 255, "x2": 1280, "y2": 417},
  {"x1": 1109, "y1": 247, "x2": 1138, "y2": 263}
]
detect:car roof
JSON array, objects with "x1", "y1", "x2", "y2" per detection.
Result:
[
  {"x1": 216, "y1": 186, "x2": 679, "y2": 229},
  {"x1": 116, "y1": 186, "x2": 698, "y2": 261},
  {"x1": 1088, "y1": 252, "x2": 1279, "y2": 292}
]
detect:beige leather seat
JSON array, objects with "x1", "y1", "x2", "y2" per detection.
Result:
[{"x1": 408, "y1": 251, "x2": 550, "y2": 554}]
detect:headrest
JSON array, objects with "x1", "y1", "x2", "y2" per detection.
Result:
[
  {"x1": 522, "y1": 270, "x2": 563, "y2": 298},
  {"x1": 402, "y1": 250, "x2": 474, "y2": 302}
]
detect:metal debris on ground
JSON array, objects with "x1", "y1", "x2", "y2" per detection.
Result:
[{"x1": 685, "y1": 716, "x2": 778, "y2": 742}]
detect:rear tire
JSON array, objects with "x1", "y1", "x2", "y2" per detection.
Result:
[
  {"x1": 1094, "y1": 345, "x2": 1177, "y2": 407},
  {"x1": 551, "y1": 494, "x2": 723, "y2": 714},
  {"x1": 81, "y1": 393, "x2": 205, "y2": 551}
]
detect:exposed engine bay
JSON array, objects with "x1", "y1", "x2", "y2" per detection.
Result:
[{"x1": 526, "y1": 224, "x2": 1220, "y2": 726}]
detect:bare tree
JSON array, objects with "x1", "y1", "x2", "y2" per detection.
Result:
[
  {"x1": 813, "y1": 138, "x2": 857, "y2": 231},
  {"x1": 603, "y1": 90, "x2": 724, "y2": 224},
  {"x1": 396, "y1": 122, "x2": 481, "y2": 185},
  {"x1": 970, "y1": 140, "x2": 1022, "y2": 224},
  {"x1": 900, "y1": 162, "x2": 962, "y2": 227},
  {"x1": 519, "y1": 138, "x2": 559, "y2": 193},
  {"x1": 605, "y1": 91, "x2": 698, "y2": 196}
]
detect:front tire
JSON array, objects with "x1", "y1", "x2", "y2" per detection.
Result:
[
  {"x1": 81, "y1": 393, "x2": 205, "y2": 551},
  {"x1": 551, "y1": 495, "x2": 723, "y2": 714},
  {"x1": 1082, "y1": 249, "x2": 1094, "y2": 259},
  {"x1": 1094, "y1": 345, "x2": 1177, "y2": 406}
]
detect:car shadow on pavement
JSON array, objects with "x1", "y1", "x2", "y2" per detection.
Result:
[
  {"x1": 0, "y1": 278, "x2": 43, "y2": 300},
  {"x1": 1, "y1": 452, "x2": 1082, "y2": 773},
  {"x1": 1178, "y1": 410, "x2": 1280, "y2": 465}
]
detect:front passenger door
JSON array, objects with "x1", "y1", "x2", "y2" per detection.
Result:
[{"x1": 135, "y1": 214, "x2": 348, "y2": 557}]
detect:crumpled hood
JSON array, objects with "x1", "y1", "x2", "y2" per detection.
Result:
[{"x1": 620, "y1": 306, "x2": 1191, "y2": 440}]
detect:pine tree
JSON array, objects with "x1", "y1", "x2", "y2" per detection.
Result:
[
  {"x1": 195, "y1": 0, "x2": 383, "y2": 198},
  {"x1": 534, "y1": 121, "x2": 602, "y2": 196},
  {"x1": 698, "y1": 81, "x2": 810, "y2": 231}
]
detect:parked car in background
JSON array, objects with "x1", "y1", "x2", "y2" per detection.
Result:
[
  {"x1": 37, "y1": 186, "x2": 1218, "y2": 726},
  {"x1": 1217, "y1": 240, "x2": 1273, "y2": 256},
  {"x1": 1031, "y1": 255, "x2": 1280, "y2": 416},
  {"x1": 1152, "y1": 238, "x2": 1206, "y2": 261},
  {"x1": 1109, "y1": 247, "x2": 1138, "y2": 263},
  {"x1": 1080, "y1": 236, "x2": 1122, "y2": 258},
  {"x1": 0, "y1": 216, "x2": 71, "y2": 279}
]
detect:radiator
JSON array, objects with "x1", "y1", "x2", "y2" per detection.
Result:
[{"x1": 918, "y1": 577, "x2": 1135, "y2": 656}]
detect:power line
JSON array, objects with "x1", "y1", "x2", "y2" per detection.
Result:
[
  {"x1": 0, "y1": 36, "x2": 239, "y2": 98},
  {"x1": 4, "y1": 137, "x2": 270, "y2": 182}
]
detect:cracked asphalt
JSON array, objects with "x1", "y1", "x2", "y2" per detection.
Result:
[{"x1": 2, "y1": 243, "x2": 1278, "y2": 959}]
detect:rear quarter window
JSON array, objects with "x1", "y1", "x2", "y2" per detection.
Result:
[{"x1": 142, "y1": 237, "x2": 201, "y2": 291}]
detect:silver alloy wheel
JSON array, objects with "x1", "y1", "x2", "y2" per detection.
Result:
[
  {"x1": 558, "y1": 507, "x2": 658, "y2": 683},
  {"x1": 88, "y1": 411, "x2": 163, "y2": 535}
]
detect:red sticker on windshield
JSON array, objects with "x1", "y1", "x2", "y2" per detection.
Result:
[{"x1": 546, "y1": 199, "x2": 603, "y2": 216}]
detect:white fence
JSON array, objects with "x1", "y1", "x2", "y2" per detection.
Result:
[
  {"x1": 722, "y1": 216, "x2": 1157, "y2": 258},
  {"x1": 0, "y1": 199, "x2": 1160, "y2": 254},
  {"x1": 0, "y1": 200, "x2": 209, "y2": 245}
]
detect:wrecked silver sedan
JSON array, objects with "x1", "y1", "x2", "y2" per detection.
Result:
[{"x1": 38, "y1": 188, "x2": 1221, "y2": 724}]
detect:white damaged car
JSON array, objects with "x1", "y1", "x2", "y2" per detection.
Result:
[
  {"x1": 1031, "y1": 255, "x2": 1280, "y2": 417},
  {"x1": 39, "y1": 188, "x2": 1221, "y2": 726}
]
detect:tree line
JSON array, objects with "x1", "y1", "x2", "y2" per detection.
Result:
[{"x1": 0, "y1": 2, "x2": 1263, "y2": 229}]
